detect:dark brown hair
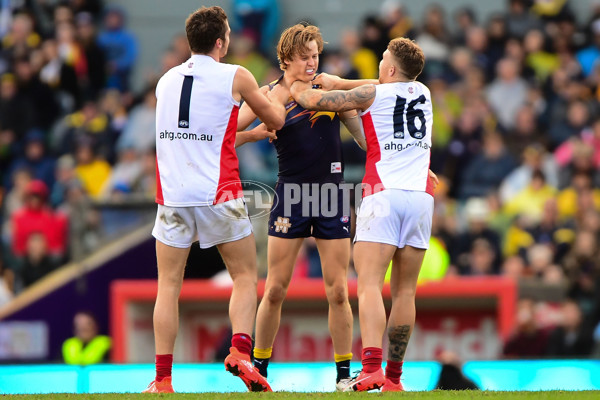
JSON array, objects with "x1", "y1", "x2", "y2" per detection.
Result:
[
  {"x1": 277, "y1": 24, "x2": 324, "y2": 70},
  {"x1": 185, "y1": 6, "x2": 228, "y2": 54},
  {"x1": 387, "y1": 38, "x2": 425, "y2": 80}
]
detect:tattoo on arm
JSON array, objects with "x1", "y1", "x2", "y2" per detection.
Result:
[
  {"x1": 388, "y1": 325, "x2": 411, "y2": 362},
  {"x1": 308, "y1": 85, "x2": 375, "y2": 111}
]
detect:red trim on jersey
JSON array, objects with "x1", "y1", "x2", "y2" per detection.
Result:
[
  {"x1": 361, "y1": 112, "x2": 384, "y2": 197},
  {"x1": 214, "y1": 105, "x2": 243, "y2": 205},
  {"x1": 425, "y1": 154, "x2": 435, "y2": 197},
  {"x1": 155, "y1": 154, "x2": 164, "y2": 205}
]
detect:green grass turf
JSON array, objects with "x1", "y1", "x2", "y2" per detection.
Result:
[{"x1": 2, "y1": 392, "x2": 600, "y2": 400}]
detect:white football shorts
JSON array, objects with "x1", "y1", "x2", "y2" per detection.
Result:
[
  {"x1": 152, "y1": 198, "x2": 253, "y2": 248},
  {"x1": 354, "y1": 189, "x2": 433, "y2": 249}
]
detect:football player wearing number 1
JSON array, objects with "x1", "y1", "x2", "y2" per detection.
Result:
[
  {"x1": 291, "y1": 38, "x2": 433, "y2": 392},
  {"x1": 143, "y1": 6, "x2": 285, "y2": 394}
]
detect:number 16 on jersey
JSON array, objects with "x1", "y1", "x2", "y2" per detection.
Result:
[{"x1": 393, "y1": 94, "x2": 427, "y2": 140}]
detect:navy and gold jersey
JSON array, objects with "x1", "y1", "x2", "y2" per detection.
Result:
[{"x1": 270, "y1": 77, "x2": 344, "y2": 184}]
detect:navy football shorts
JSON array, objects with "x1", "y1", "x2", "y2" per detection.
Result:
[{"x1": 268, "y1": 181, "x2": 351, "y2": 239}]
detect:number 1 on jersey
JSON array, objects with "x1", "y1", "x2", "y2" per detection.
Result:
[{"x1": 178, "y1": 75, "x2": 194, "y2": 128}]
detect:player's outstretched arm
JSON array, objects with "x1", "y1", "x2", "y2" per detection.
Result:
[
  {"x1": 234, "y1": 67, "x2": 285, "y2": 130},
  {"x1": 339, "y1": 110, "x2": 366, "y2": 151},
  {"x1": 291, "y1": 80, "x2": 376, "y2": 112},
  {"x1": 237, "y1": 85, "x2": 280, "y2": 131},
  {"x1": 235, "y1": 123, "x2": 277, "y2": 147},
  {"x1": 314, "y1": 72, "x2": 379, "y2": 91},
  {"x1": 236, "y1": 84, "x2": 283, "y2": 147},
  {"x1": 237, "y1": 91, "x2": 260, "y2": 131}
]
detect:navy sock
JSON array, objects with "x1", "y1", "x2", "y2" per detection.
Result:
[
  {"x1": 336, "y1": 359, "x2": 351, "y2": 382},
  {"x1": 254, "y1": 357, "x2": 269, "y2": 378}
]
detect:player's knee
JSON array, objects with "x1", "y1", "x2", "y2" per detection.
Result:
[
  {"x1": 392, "y1": 286, "x2": 417, "y2": 301},
  {"x1": 326, "y1": 283, "x2": 348, "y2": 306},
  {"x1": 265, "y1": 284, "x2": 287, "y2": 305},
  {"x1": 158, "y1": 271, "x2": 184, "y2": 290},
  {"x1": 230, "y1": 269, "x2": 257, "y2": 287}
]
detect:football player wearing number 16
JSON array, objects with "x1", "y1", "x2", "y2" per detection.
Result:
[{"x1": 291, "y1": 38, "x2": 434, "y2": 392}]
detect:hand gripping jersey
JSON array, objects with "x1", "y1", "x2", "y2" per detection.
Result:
[
  {"x1": 359, "y1": 81, "x2": 434, "y2": 197},
  {"x1": 155, "y1": 55, "x2": 241, "y2": 206}
]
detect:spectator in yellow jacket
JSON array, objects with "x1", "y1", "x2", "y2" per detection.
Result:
[
  {"x1": 504, "y1": 169, "x2": 557, "y2": 223},
  {"x1": 62, "y1": 311, "x2": 111, "y2": 365}
]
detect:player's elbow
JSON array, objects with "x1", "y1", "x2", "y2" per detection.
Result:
[
  {"x1": 293, "y1": 93, "x2": 315, "y2": 111},
  {"x1": 275, "y1": 114, "x2": 285, "y2": 130},
  {"x1": 265, "y1": 121, "x2": 283, "y2": 131},
  {"x1": 234, "y1": 136, "x2": 245, "y2": 148},
  {"x1": 268, "y1": 115, "x2": 285, "y2": 130},
  {"x1": 263, "y1": 119, "x2": 284, "y2": 131}
]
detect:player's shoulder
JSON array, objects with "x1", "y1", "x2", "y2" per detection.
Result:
[
  {"x1": 164, "y1": 61, "x2": 187, "y2": 78},
  {"x1": 156, "y1": 64, "x2": 184, "y2": 93},
  {"x1": 218, "y1": 61, "x2": 241, "y2": 76},
  {"x1": 157, "y1": 66, "x2": 178, "y2": 83},
  {"x1": 415, "y1": 80, "x2": 431, "y2": 93},
  {"x1": 229, "y1": 64, "x2": 254, "y2": 87},
  {"x1": 410, "y1": 82, "x2": 432, "y2": 111}
]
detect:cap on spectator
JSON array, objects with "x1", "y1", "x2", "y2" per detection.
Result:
[
  {"x1": 464, "y1": 197, "x2": 489, "y2": 222},
  {"x1": 25, "y1": 129, "x2": 44, "y2": 143},
  {"x1": 57, "y1": 154, "x2": 76, "y2": 170},
  {"x1": 76, "y1": 12, "x2": 93, "y2": 26},
  {"x1": 25, "y1": 180, "x2": 49, "y2": 200},
  {"x1": 103, "y1": 5, "x2": 126, "y2": 19}
]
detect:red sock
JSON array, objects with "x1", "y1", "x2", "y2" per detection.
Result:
[
  {"x1": 232, "y1": 332, "x2": 252, "y2": 357},
  {"x1": 155, "y1": 354, "x2": 173, "y2": 382},
  {"x1": 385, "y1": 360, "x2": 403, "y2": 384},
  {"x1": 361, "y1": 347, "x2": 383, "y2": 373}
]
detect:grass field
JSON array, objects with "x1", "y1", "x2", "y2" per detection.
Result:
[{"x1": 2, "y1": 392, "x2": 600, "y2": 400}]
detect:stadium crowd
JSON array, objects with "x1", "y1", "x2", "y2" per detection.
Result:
[{"x1": 0, "y1": 0, "x2": 599, "y2": 357}]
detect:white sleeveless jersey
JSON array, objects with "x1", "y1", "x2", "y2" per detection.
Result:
[
  {"x1": 359, "y1": 81, "x2": 434, "y2": 197},
  {"x1": 155, "y1": 55, "x2": 241, "y2": 206}
]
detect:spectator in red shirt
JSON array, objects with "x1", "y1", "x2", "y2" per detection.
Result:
[{"x1": 11, "y1": 180, "x2": 68, "y2": 260}]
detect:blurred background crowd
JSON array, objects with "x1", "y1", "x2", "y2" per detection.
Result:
[{"x1": 0, "y1": 0, "x2": 600, "y2": 360}]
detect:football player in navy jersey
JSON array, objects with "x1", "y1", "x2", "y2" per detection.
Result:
[{"x1": 236, "y1": 23, "x2": 366, "y2": 391}]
